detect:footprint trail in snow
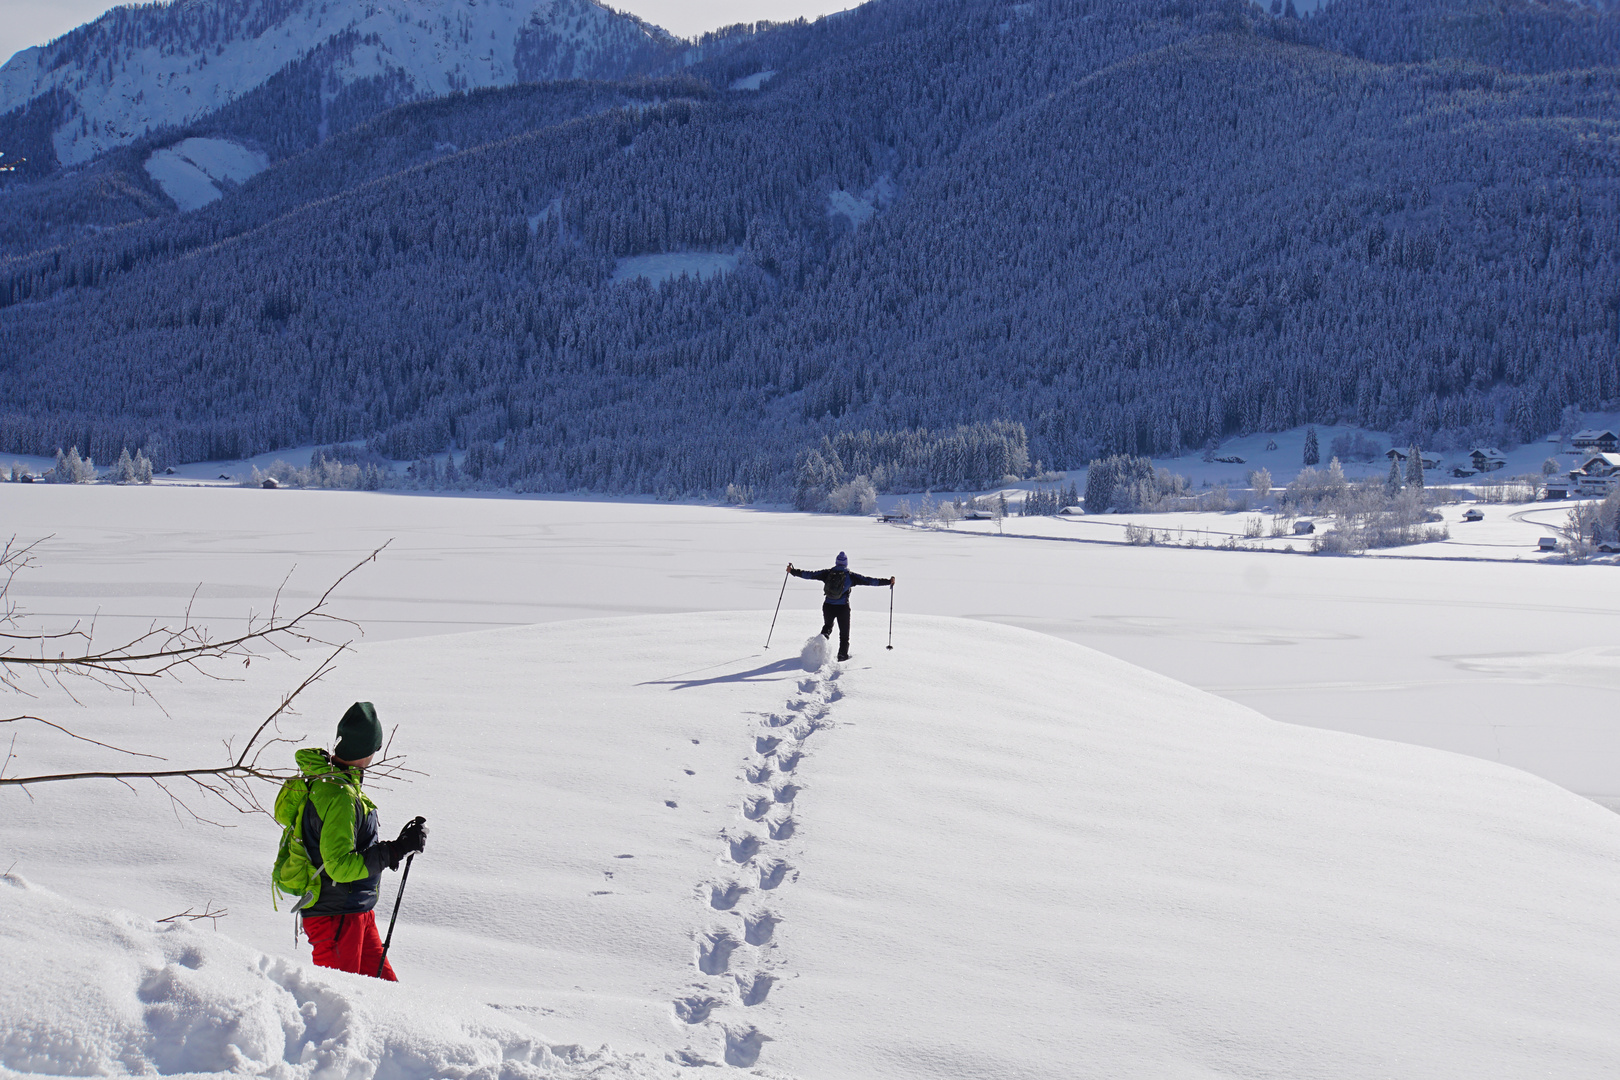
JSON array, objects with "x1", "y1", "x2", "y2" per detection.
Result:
[{"x1": 673, "y1": 643, "x2": 845, "y2": 1068}]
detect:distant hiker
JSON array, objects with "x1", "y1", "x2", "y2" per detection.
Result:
[
  {"x1": 272, "y1": 701, "x2": 427, "y2": 981},
  {"x1": 787, "y1": 552, "x2": 894, "y2": 661}
]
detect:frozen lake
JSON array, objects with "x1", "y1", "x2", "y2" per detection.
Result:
[{"x1": 6, "y1": 482, "x2": 1620, "y2": 801}]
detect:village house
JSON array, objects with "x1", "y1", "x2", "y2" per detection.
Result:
[
  {"x1": 1571, "y1": 429, "x2": 1620, "y2": 453},
  {"x1": 1384, "y1": 449, "x2": 1442, "y2": 468},
  {"x1": 1466, "y1": 447, "x2": 1508, "y2": 473},
  {"x1": 1569, "y1": 453, "x2": 1620, "y2": 496}
]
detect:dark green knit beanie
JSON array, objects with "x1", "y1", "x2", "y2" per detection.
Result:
[{"x1": 334, "y1": 701, "x2": 383, "y2": 762}]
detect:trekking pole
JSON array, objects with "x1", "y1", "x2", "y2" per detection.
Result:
[
  {"x1": 764, "y1": 568, "x2": 789, "y2": 649},
  {"x1": 887, "y1": 582, "x2": 895, "y2": 650},
  {"x1": 376, "y1": 817, "x2": 424, "y2": 978}
]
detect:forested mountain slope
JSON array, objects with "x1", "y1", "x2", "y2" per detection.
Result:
[{"x1": 0, "y1": 0, "x2": 1615, "y2": 496}]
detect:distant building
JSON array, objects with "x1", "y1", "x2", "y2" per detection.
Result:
[
  {"x1": 1570, "y1": 453, "x2": 1620, "y2": 496},
  {"x1": 1544, "y1": 479, "x2": 1571, "y2": 500},
  {"x1": 1462, "y1": 508, "x2": 1484, "y2": 522},
  {"x1": 1292, "y1": 520, "x2": 1315, "y2": 535},
  {"x1": 1385, "y1": 449, "x2": 1441, "y2": 468},
  {"x1": 1467, "y1": 447, "x2": 1507, "y2": 472},
  {"x1": 1538, "y1": 536, "x2": 1559, "y2": 552},
  {"x1": 1571, "y1": 429, "x2": 1620, "y2": 452}
]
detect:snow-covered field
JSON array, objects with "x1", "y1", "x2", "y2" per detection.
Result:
[
  {"x1": 144, "y1": 138, "x2": 272, "y2": 212},
  {"x1": 951, "y1": 498, "x2": 1579, "y2": 560},
  {"x1": 6, "y1": 483, "x2": 1620, "y2": 803},
  {"x1": 8, "y1": 610, "x2": 1620, "y2": 1078}
]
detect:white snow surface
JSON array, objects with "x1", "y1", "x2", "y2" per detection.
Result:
[
  {"x1": 0, "y1": 874, "x2": 675, "y2": 1080},
  {"x1": 610, "y1": 252, "x2": 740, "y2": 286},
  {"x1": 797, "y1": 631, "x2": 829, "y2": 670},
  {"x1": 825, "y1": 188, "x2": 875, "y2": 227},
  {"x1": 727, "y1": 69, "x2": 776, "y2": 90},
  {"x1": 8, "y1": 482, "x2": 1620, "y2": 801},
  {"x1": 6, "y1": 613, "x2": 1620, "y2": 1077},
  {"x1": 144, "y1": 137, "x2": 270, "y2": 211},
  {"x1": 0, "y1": 0, "x2": 668, "y2": 166}
]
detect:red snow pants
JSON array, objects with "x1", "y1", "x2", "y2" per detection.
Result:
[{"x1": 302, "y1": 910, "x2": 398, "y2": 981}]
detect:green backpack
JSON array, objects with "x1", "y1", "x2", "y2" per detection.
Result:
[{"x1": 271, "y1": 769, "x2": 333, "y2": 912}]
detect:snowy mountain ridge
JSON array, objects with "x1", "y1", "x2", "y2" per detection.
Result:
[{"x1": 0, "y1": 0, "x2": 679, "y2": 167}]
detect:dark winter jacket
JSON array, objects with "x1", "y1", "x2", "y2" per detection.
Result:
[
  {"x1": 792, "y1": 566, "x2": 887, "y2": 605},
  {"x1": 297, "y1": 751, "x2": 395, "y2": 916}
]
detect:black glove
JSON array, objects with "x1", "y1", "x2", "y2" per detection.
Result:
[{"x1": 383, "y1": 816, "x2": 428, "y2": 868}]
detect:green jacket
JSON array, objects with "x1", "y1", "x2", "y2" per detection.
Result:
[{"x1": 295, "y1": 747, "x2": 391, "y2": 916}]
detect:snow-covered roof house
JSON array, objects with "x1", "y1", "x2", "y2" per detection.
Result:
[
  {"x1": 1572, "y1": 429, "x2": 1620, "y2": 452},
  {"x1": 1575, "y1": 453, "x2": 1620, "y2": 475},
  {"x1": 1468, "y1": 447, "x2": 1507, "y2": 471},
  {"x1": 1570, "y1": 453, "x2": 1620, "y2": 495},
  {"x1": 1387, "y1": 449, "x2": 1443, "y2": 468}
]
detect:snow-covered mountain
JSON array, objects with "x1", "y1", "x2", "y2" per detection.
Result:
[{"x1": 0, "y1": 0, "x2": 680, "y2": 168}]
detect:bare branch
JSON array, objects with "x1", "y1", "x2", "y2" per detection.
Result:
[
  {"x1": 0, "y1": 713, "x2": 165, "y2": 760},
  {"x1": 0, "y1": 645, "x2": 346, "y2": 791},
  {"x1": 157, "y1": 901, "x2": 227, "y2": 927},
  {"x1": 0, "y1": 542, "x2": 389, "y2": 698},
  {"x1": 0, "y1": 540, "x2": 412, "y2": 820}
]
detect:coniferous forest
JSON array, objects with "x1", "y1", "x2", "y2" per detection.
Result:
[{"x1": 0, "y1": 0, "x2": 1616, "y2": 498}]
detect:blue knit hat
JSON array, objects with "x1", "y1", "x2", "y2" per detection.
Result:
[{"x1": 835, "y1": 551, "x2": 848, "y2": 567}]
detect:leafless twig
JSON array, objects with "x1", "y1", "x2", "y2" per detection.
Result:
[
  {"x1": 157, "y1": 901, "x2": 228, "y2": 927},
  {"x1": 0, "y1": 540, "x2": 412, "y2": 817}
]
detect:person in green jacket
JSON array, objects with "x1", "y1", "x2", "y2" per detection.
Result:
[{"x1": 296, "y1": 702, "x2": 426, "y2": 980}]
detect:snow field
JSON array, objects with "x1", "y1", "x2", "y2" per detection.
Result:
[
  {"x1": 727, "y1": 70, "x2": 777, "y2": 91},
  {"x1": 0, "y1": 874, "x2": 678, "y2": 1080},
  {"x1": 144, "y1": 138, "x2": 272, "y2": 211},
  {"x1": 6, "y1": 613, "x2": 1620, "y2": 1077},
  {"x1": 7, "y1": 482, "x2": 1620, "y2": 801}
]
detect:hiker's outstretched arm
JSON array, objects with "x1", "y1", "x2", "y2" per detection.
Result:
[{"x1": 850, "y1": 572, "x2": 887, "y2": 587}]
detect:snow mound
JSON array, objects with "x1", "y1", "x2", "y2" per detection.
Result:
[
  {"x1": 609, "y1": 252, "x2": 739, "y2": 286},
  {"x1": 0, "y1": 874, "x2": 678, "y2": 1080},
  {"x1": 144, "y1": 138, "x2": 269, "y2": 212},
  {"x1": 799, "y1": 632, "x2": 829, "y2": 670}
]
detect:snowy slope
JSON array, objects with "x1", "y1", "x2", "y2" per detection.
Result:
[
  {"x1": 0, "y1": 0, "x2": 678, "y2": 167},
  {"x1": 144, "y1": 136, "x2": 270, "y2": 210},
  {"x1": 6, "y1": 613, "x2": 1620, "y2": 1077}
]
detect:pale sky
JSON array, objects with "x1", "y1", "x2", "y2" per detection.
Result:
[{"x1": 0, "y1": 0, "x2": 858, "y2": 66}]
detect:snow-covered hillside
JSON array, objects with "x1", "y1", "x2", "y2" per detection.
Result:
[
  {"x1": 6, "y1": 613, "x2": 1620, "y2": 1077},
  {"x1": 0, "y1": 0, "x2": 678, "y2": 167}
]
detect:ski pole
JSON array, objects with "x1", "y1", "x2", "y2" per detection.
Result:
[
  {"x1": 376, "y1": 818, "x2": 424, "y2": 978},
  {"x1": 764, "y1": 568, "x2": 789, "y2": 649},
  {"x1": 887, "y1": 582, "x2": 894, "y2": 650}
]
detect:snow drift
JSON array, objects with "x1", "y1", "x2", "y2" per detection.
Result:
[
  {"x1": 0, "y1": 874, "x2": 679, "y2": 1080},
  {"x1": 5, "y1": 612, "x2": 1620, "y2": 1078}
]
